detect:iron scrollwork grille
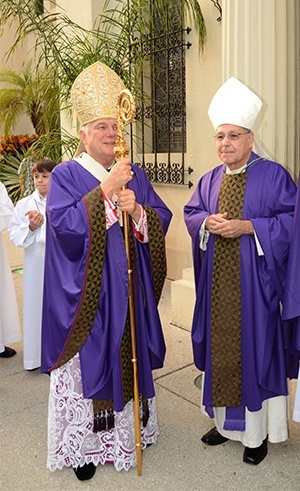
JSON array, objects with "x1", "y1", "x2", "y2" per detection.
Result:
[
  {"x1": 152, "y1": 26, "x2": 187, "y2": 154},
  {"x1": 134, "y1": 17, "x2": 193, "y2": 187},
  {"x1": 139, "y1": 160, "x2": 194, "y2": 188}
]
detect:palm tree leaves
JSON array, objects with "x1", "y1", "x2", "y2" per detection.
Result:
[
  {"x1": 0, "y1": 150, "x2": 24, "y2": 203},
  {"x1": 0, "y1": 1, "x2": 207, "y2": 100},
  {"x1": 0, "y1": 62, "x2": 60, "y2": 136},
  {"x1": 0, "y1": 0, "x2": 207, "y2": 197}
]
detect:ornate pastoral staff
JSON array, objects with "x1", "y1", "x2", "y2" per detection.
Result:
[{"x1": 114, "y1": 89, "x2": 142, "y2": 476}]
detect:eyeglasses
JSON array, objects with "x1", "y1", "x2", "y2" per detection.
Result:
[{"x1": 213, "y1": 130, "x2": 251, "y2": 142}]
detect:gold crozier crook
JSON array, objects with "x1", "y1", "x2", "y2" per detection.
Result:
[{"x1": 114, "y1": 89, "x2": 142, "y2": 476}]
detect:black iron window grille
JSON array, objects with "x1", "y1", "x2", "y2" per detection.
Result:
[{"x1": 133, "y1": 14, "x2": 193, "y2": 187}]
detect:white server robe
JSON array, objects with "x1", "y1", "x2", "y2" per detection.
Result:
[
  {"x1": 9, "y1": 189, "x2": 46, "y2": 369},
  {"x1": 0, "y1": 182, "x2": 21, "y2": 352}
]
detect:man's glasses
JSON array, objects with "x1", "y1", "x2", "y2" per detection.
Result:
[{"x1": 213, "y1": 130, "x2": 251, "y2": 142}]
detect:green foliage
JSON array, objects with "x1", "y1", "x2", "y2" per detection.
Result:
[
  {"x1": 0, "y1": 133, "x2": 36, "y2": 202},
  {"x1": 0, "y1": 0, "x2": 207, "y2": 168},
  {"x1": 0, "y1": 0, "x2": 206, "y2": 106},
  {"x1": 0, "y1": 151, "x2": 24, "y2": 203},
  {"x1": 29, "y1": 128, "x2": 79, "y2": 163},
  {"x1": 0, "y1": 62, "x2": 60, "y2": 137},
  {"x1": 0, "y1": 130, "x2": 79, "y2": 201}
]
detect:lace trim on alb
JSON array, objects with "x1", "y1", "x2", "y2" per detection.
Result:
[{"x1": 47, "y1": 353, "x2": 159, "y2": 472}]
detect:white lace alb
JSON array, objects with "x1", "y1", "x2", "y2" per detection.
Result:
[{"x1": 47, "y1": 353, "x2": 159, "y2": 471}]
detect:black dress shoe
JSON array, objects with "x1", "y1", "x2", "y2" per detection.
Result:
[
  {"x1": 73, "y1": 463, "x2": 96, "y2": 480},
  {"x1": 0, "y1": 346, "x2": 16, "y2": 358},
  {"x1": 201, "y1": 427, "x2": 229, "y2": 445},
  {"x1": 243, "y1": 437, "x2": 268, "y2": 465}
]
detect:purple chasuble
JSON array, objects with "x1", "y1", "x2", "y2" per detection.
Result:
[
  {"x1": 184, "y1": 153, "x2": 298, "y2": 429},
  {"x1": 282, "y1": 173, "x2": 300, "y2": 352},
  {"x1": 41, "y1": 160, "x2": 172, "y2": 412}
]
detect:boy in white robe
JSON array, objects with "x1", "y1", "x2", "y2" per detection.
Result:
[
  {"x1": 9, "y1": 159, "x2": 56, "y2": 370},
  {"x1": 0, "y1": 181, "x2": 21, "y2": 358}
]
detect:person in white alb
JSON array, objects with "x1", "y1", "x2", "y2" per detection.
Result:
[
  {"x1": 9, "y1": 158, "x2": 56, "y2": 370},
  {"x1": 0, "y1": 181, "x2": 21, "y2": 358}
]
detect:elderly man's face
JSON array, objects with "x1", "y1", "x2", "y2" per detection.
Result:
[
  {"x1": 80, "y1": 118, "x2": 118, "y2": 168},
  {"x1": 214, "y1": 124, "x2": 254, "y2": 170}
]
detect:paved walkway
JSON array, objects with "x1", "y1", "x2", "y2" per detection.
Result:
[{"x1": 1, "y1": 232, "x2": 299, "y2": 490}]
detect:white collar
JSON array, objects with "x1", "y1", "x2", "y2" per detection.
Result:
[
  {"x1": 74, "y1": 152, "x2": 111, "y2": 182},
  {"x1": 225, "y1": 164, "x2": 247, "y2": 175},
  {"x1": 225, "y1": 156, "x2": 264, "y2": 174},
  {"x1": 33, "y1": 189, "x2": 46, "y2": 201}
]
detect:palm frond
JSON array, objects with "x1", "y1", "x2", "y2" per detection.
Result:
[
  {"x1": 0, "y1": 0, "x2": 207, "y2": 164},
  {"x1": 0, "y1": 61, "x2": 60, "y2": 136},
  {"x1": 0, "y1": 151, "x2": 24, "y2": 203},
  {"x1": 29, "y1": 128, "x2": 79, "y2": 163}
]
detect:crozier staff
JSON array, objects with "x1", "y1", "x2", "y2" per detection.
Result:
[
  {"x1": 41, "y1": 61, "x2": 172, "y2": 481},
  {"x1": 114, "y1": 88, "x2": 142, "y2": 475}
]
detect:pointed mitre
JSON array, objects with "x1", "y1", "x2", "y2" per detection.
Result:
[
  {"x1": 208, "y1": 76, "x2": 262, "y2": 130},
  {"x1": 71, "y1": 61, "x2": 126, "y2": 126}
]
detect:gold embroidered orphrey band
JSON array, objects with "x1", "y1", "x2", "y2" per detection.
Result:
[
  {"x1": 211, "y1": 172, "x2": 247, "y2": 407},
  {"x1": 55, "y1": 186, "x2": 107, "y2": 369}
]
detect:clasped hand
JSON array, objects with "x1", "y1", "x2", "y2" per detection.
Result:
[
  {"x1": 206, "y1": 212, "x2": 249, "y2": 238},
  {"x1": 25, "y1": 210, "x2": 44, "y2": 231}
]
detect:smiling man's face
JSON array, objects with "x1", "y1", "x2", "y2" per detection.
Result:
[{"x1": 80, "y1": 118, "x2": 118, "y2": 168}]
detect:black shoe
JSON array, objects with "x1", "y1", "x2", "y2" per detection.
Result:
[
  {"x1": 201, "y1": 427, "x2": 229, "y2": 446},
  {"x1": 0, "y1": 346, "x2": 16, "y2": 358},
  {"x1": 73, "y1": 463, "x2": 96, "y2": 481},
  {"x1": 243, "y1": 437, "x2": 268, "y2": 465}
]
